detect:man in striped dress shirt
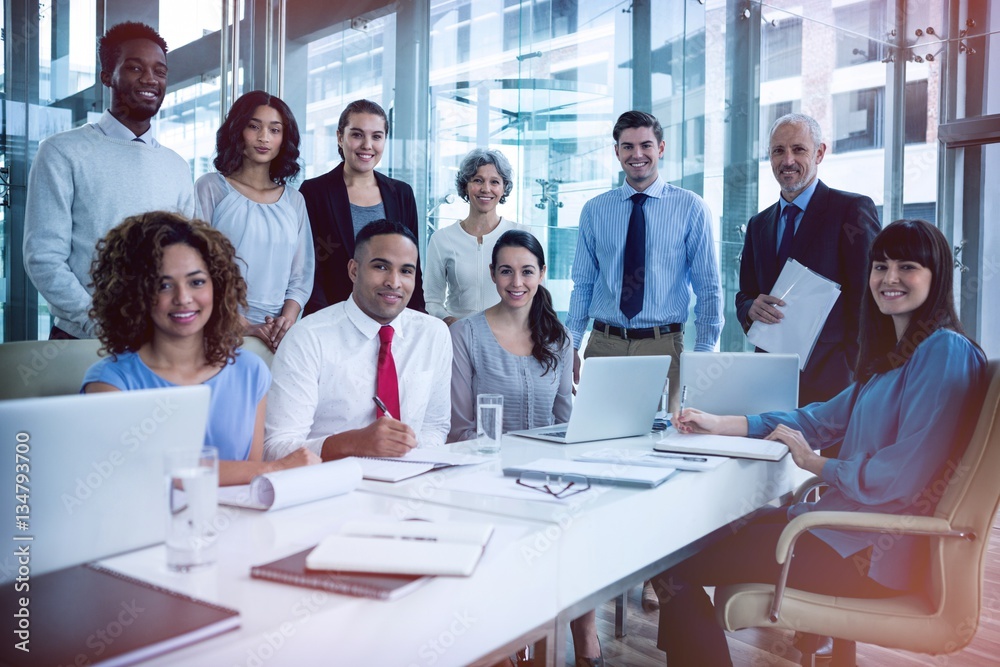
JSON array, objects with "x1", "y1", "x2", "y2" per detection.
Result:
[{"x1": 567, "y1": 110, "x2": 722, "y2": 414}]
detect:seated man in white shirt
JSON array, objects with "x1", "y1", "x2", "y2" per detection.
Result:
[{"x1": 264, "y1": 219, "x2": 452, "y2": 460}]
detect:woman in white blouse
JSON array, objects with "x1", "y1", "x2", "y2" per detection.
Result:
[
  {"x1": 424, "y1": 148, "x2": 520, "y2": 325},
  {"x1": 449, "y1": 230, "x2": 602, "y2": 666},
  {"x1": 195, "y1": 90, "x2": 314, "y2": 352}
]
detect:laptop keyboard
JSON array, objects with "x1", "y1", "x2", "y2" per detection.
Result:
[{"x1": 544, "y1": 430, "x2": 567, "y2": 438}]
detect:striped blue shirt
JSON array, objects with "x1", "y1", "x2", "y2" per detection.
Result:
[{"x1": 566, "y1": 176, "x2": 723, "y2": 351}]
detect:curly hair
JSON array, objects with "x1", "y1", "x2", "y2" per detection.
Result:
[
  {"x1": 89, "y1": 212, "x2": 247, "y2": 365},
  {"x1": 98, "y1": 22, "x2": 168, "y2": 75},
  {"x1": 455, "y1": 148, "x2": 514, "y2": 205},
  {"x1": 214, "y1": 90, "x2": 301, "y2": 184}
]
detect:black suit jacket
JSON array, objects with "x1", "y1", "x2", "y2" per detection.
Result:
[
  {"x1": 736, "y1": 180, "x2": 879, "y2": 405},
  {"x1": 299, "y1": 162, "x2": 425, "y2": 315}
]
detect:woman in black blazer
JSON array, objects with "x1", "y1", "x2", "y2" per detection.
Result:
[{"x1": 299, "y1": 99, "x2": 425, "y2": 315}]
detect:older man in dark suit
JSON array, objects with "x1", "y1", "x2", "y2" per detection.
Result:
[{"x1": 737, "y1": 113, "x2": 879, "y2": 406}]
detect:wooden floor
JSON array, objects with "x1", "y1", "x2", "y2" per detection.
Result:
[{"x1": 566, "y1": 514, "x2": 1000, "y2": 666}]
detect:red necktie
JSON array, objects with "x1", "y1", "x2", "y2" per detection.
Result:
[{"x1": 376, "y1": 325, "x2": 400, "y2": 420}]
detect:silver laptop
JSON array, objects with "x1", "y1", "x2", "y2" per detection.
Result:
[
  {"x1": 0, "y1": 385, "x2": 209, "y2": 580},
  {"x1": 678, "y1": 352, "x2": 799, "y2": 416},
  {"x1": 509, "y1": 355, "x2": 671, "y2": 444}
]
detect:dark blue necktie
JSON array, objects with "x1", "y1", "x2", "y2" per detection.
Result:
[
  {"x1": 620, "y1": 192, "x2": 648, "y2": 320},
  {"x1": 776, "y1": 203, "x2": 801, "y2": 270}
]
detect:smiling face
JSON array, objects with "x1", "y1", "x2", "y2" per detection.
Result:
[
  {"x1": 769, "y1": 122, "x2": 825, "y2": 201},
  {"x1": 337, "y1": 112, "x2": 386, "y2": 175},
  {"x1": 348, "y1": 233, "x2": 417, "y2": 324},
  {"x1": 241, "y1": 104, "x2": 283, "y2": 167},
  {"x1": 150, "y1": 243, "x2": 214, "y2": 341},
  {"x1": 614, "y1": 126, "x2": 664, "y2": 191},
  {"x1": 101, "y1": 38, "x2": 168, "y2": 132},
  {"x1": 465, "y1": 164, "x2": 505, "y2": 214},
  {"x1": 869, "y1": 257, "x2": 932, "y2": 339},
  {"x1": 491, "y1": 245, "x2": 545, "y2": 311}
]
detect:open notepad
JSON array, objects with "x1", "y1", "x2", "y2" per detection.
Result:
[
  {"x1": 353, "y1": 449, "x2": 492, "y2": 483},
  {"x1": 306, "y1": 519, "x2": 495, "y2": 577},
  {"x1": 218, "y1": 459, "x2": 362, "y2": 511},
  {"x1": 654, "y1": 431, "x2": 788, "y2": 461}
]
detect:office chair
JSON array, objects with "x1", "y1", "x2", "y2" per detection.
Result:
[
  {"x1": 0, "y1": 339, "x2": 102, "y2": 400},
  {"x1": 715, "y1": 359, "x2": 1000, "y2": 666}
]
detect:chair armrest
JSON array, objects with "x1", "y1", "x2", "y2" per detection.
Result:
[
  {"x1": 774, "y1": 511, "x2": 964, "y2": 565},
  {"x1": 766, "y1": 510, "x2": 973, "y2": 623},
  {"x1": 792, "y1": 476, "x2": 826, "y2": 503}
]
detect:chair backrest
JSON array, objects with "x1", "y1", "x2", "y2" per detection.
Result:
[
  {"x1": 239, "y1": 337, "x2": 274, "y2": 368},
  {"x1": 925, "y1": 359, "x2": 1000, "y2": 641},
  {"x1": 0, "y1": 339, "x2": 103, "y2": 400}
]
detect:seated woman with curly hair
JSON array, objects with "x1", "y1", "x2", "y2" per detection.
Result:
[{"x1": 82, "y1": 211, "x2": 319, "y2": 485}]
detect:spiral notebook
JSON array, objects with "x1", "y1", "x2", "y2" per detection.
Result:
[{"x1": 0, "y1": 562, "x2": 239, "y2": 666}]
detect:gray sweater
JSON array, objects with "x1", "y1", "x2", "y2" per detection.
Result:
[{"x1": 23, "y1": 116, "x2": 194, "y2": 338}]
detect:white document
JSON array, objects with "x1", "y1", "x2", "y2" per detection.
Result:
[
  {"x1": 217, "y1": 459, "x2": 362, "y2": 511},
  {"x1": 654, "y1": 431, "x2": 788, "y2": 462},
  {"x1": 306, "y1": 519, "x2": 495, "y2": 576},
  {"x1": 441, "y1": 469, "x2": 576, "y2": 504},
  {"x1": 746, "y1": 259, "x2": 841, "y2": 370},
  {"x1": 353, "y1": 449, "x2": 492, "y2": 483},
  {"x1": 574, "y1": 447, "x2": 729, "y2": 472}
]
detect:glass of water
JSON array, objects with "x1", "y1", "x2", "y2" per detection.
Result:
[
  {"x1": 165, "y1": 445, "x2": 219, "y2": 571},
  {"x1": 476, "y1": 394, "x2": 504, "y2": 455}
]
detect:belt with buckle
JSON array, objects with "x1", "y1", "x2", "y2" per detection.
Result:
[{"x1": 593, "y1": 320, "x2": 682, "y2": 340}]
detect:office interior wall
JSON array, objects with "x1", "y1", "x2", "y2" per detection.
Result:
[{"x1": 0, "y1": 0, "x2": 995, "y2": 357}]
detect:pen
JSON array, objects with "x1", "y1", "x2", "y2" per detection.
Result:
[
  {"x1": 373, "y1": 396, "x2": 394, "y2": 420},
  {"x1": 678, "y1": 385, "x2": 688, "y2": 416},
  {"x1": 649, "y1": 453, "x2": 708, "y2": 463}
]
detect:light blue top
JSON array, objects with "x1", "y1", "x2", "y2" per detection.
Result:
[
  {"x1": 566, "y1": 175, "x2": 723, "y2": 351},
  {"x1": 747, "y1": 329, "x2": 987, "y2": 591},
  {"x1": 81, "y1": 350, "x2": 271, "y2": 462},
  {"x1": 195, "y1": 173, "x2": 315, "y2": 324},
  {"x1": 449, "y1": 312, "x2": 573, "y2": 442}
]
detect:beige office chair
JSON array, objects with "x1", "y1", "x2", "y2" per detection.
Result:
[
  {"x1": 239, "y1": 336, "x2": 275, "y2": 368},
  {"x1": 0, "y1": 339, "x2": 103, "y2": 400},
  {"x1": 715, "y1": 359, "x2": 1000, "y2": 666}
]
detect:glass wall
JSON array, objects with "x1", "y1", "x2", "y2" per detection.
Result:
[{"x1": 2, "y1": 0, "x2": 994, "y2": 355}]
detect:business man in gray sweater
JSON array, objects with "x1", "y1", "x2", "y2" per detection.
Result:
[{"x1": 23, "y1": 21, "x2": 194, "y2": 340}]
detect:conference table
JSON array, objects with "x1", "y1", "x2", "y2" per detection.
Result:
[{"x1": 97, "y1": 432, "x2": 805, "y2": 666}]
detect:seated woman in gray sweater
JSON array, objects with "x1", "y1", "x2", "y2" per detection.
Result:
[{"x1": 448, "y1": 229, "x2": 602, "y2": 666}]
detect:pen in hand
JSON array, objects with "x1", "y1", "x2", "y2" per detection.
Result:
[{"x1": 373, "y1": 396, "x2": 395, "y2": 420}]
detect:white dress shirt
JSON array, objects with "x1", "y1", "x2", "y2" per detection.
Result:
[{"x1": 264, "y1": 295, "x2": 453, "y2": 459}]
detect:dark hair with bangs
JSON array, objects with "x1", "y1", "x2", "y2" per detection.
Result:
[
  {"x1": 214, "y1": 90, "x2": 301, "y2": 184},
  {"x1": 98, "y1": 22, "x2": 168, "y2": 75},
  {"x1": 855, "y1": 219, "x2": 976, "y2": 382},
  {"x1": 89, "y1": 212, "x2": 247, "y2": 366},
  {"x1": 491, "y1": 230, "x2": 568, "y2": 375}
]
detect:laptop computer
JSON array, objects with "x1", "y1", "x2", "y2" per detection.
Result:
[
  {"x1": 0, "y1": 385, "x2": 209, "y2": 580},
  {"x1": 678, "y1": 351, "x2": 799, "y2": 416},
  {"x1": 509, "y1": 355, "x2": 671, "y2": 444}
]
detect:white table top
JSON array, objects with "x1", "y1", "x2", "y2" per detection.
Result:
[
  {"x1": 98, "y1": 433, "x2": 806, "y2": 665},
  {"x1": 98, "y1": 490, "x2": 559, "y2": 666}
]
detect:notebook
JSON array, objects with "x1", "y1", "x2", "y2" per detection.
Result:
[
  {"x1": 306, "y1": 519, "x2": 495, "y2": 577},
  {"x1": 354, "y1": 449, "x2": 491, "y2": 483},
  {"x1": 502, "y1": 458, "x2": 678, "y2": 488},
  {"x1": 0, "y1": 561, "x2": 239, "y2": 666},
  {"x1": 251, "y1": 548, "x2": 430, "y2": 601},
  {"x1": 679, "y1": 351, "x2": 799, "y2": 416},
  {"x1": 0, "y1": 386, "x2": 209, "y2": 580},
  {"x1": 654, "y1": 431, "x2": 789, "y2": 461},
  {"x1": 574, "y1": 447, "x2": 729, "y2": 472},
  {"x1": 509, "y1": 355, "x2": 671, "y2": 443}
]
